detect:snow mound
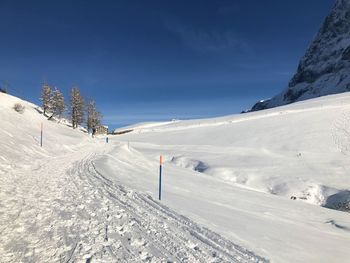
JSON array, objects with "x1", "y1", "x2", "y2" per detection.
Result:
[{"x1": 171, "y1": 156, "x2": 209, "y2": 173}]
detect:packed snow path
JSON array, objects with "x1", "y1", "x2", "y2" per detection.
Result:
[{"x1": 0, "y1": 147, "x2": 266, "y2": 262}]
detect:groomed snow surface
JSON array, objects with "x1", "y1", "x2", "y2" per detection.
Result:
[{"x1": 2, "y1": 92, "x2": 350, "y2": 262}]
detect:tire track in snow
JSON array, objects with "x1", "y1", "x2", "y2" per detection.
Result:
[
  {"x1": 0, "y1": 147, "x2": 267, "y2": 262},
  {"x1": 69, "y1": 152, "x2": 268, "y2": 262}
]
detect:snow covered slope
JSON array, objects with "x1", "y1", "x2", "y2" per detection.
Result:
[
  {"x1": 113, "y1": 120, "x2": 180, "y2": 134},
  {"x1": 0, "y1": 93, "x2": 92, "y2": 174},
  {"x1": 0, "y1": 93, "x2": 266, "y2": 262},
  {"x1": 3, "y1": 91, "x2": 350, "y2": 262},
  {"x1": 103, "y1": 92, "x2": 350, "y2": 262},
  {"x1": 252, "y1": 0, "x2": 350, "y2": 111}
]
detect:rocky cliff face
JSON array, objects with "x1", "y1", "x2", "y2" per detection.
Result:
[{"x1": 251, "y1": 0, "x2": 350, "y2": 111}]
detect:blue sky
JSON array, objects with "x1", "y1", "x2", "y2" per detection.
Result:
[{"x1": 0, "y1": 0, "x2": 334, "y2": 129}]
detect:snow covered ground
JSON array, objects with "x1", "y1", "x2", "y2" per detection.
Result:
[
  {"x1": 103, "y1": 93, "x2": 350, "y2": 262},
  {"x1": 0, "y1": 93, "x2": 265, "y2": 262},
  {"x1": 2, "y1": 92, "x2": 350, "y2": 262}
]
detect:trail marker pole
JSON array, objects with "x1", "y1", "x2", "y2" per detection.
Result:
[
  {"x1": 40, "y1": 122, "x2": 43, "y2": 147},
  {"x1": 159, "y1": 155, "x2": 163, "y2": 201}
]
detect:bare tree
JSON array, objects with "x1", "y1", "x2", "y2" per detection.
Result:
[
  {"x1": 48, "y1": 88, "x2": 65, "y2": 120},
  {"x1": 0, "y1": 80, "x2": 9, "y2": 93},
  {"x1": 70, "y1": 87, "x2": 84, "y2": 129},
  {"x1": 40, "y1": 83, "x2": 52, "y2": 115},
  {"x1": 86, "y1": 100, "x2": 102, "y2": 134}
]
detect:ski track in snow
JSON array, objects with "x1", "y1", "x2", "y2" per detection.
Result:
[{"x1": 0, "y1": 148, "x2": 267, "y2": 263}]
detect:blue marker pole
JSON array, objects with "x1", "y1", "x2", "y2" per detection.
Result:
[
  {"x1": 159, "y1": 155, "x2": 163, "y2": 200},
  {"x1": 40, "y1": 122, "x2": 43, "y2": 147}
]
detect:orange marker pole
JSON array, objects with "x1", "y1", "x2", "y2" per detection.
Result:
[
  {"x1": 40, "y1": 122, "x2": 43, "y2": 147},
  {"x1": 159, "y1": 155, "x2": 163, "y2": 200}
]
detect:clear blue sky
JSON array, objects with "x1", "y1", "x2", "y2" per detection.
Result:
[{"x1": 0, "y1": 0, "x2": 334, "y2": 129}]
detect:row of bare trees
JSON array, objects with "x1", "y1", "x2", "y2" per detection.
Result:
[{"x1": 40, "y1": 84, "x2": 102, "y2": 133}]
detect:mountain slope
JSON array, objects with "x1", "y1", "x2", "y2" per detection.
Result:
[
  {"x1": 0, "y1": 94, "x2": 266, "y2": 262},
  {"x1": 3, "y1": 91, "x2": 350, "y2": 262},
  {"x1": 108, "y1": 92, "x2": 350, "y2": 262},
  {"x1": 252, "y1": 0, "x2": 350, "y2": 111},
  {"x1": 0, "y1": 93, "x2": 92, "y2": 174}
]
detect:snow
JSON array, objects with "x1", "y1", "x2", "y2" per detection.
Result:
[
  {"x1": 113, "y1": 120, "x2": 180, "y2": 134},
  {"x1": 0, "y1": 92, "x2": 265, "y2": 262},
  {"x1": 101, "y1": 92, "x2": 350, "y2": 262},
  {"x1": 2, "y1": 91, "x2": 350, "y2": 262}
]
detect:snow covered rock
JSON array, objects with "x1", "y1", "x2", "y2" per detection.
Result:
[{"x1": 252, "y1": 0, "x2": 350, "y2": 111}]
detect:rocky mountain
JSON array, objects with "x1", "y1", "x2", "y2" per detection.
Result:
[{"x1": 251, "y1": 0, "x2": 350, "y2": 111}]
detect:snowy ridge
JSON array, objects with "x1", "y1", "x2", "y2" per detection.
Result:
[
  {"x1": 113, "y1": 120, "x2": 180, "y2": 134},
  {"x1": 252, "y1": 0, "x2": 350, "y2": 110}
]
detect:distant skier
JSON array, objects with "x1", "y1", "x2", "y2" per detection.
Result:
[{"x1": 106, "y1": 137, "x2": 109, "y2": 143}]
